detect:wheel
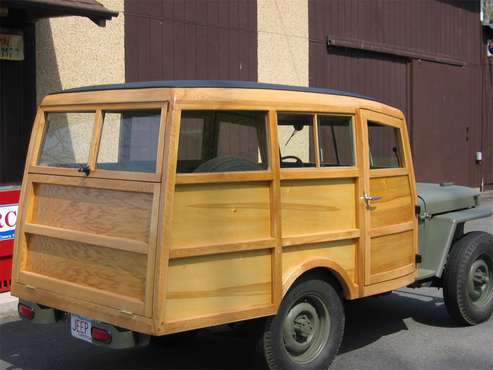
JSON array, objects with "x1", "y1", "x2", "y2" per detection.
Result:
[
  {"x1": 443, "y1": 231, "x2": 493, "y2": 325},
  {"x1": 260, "y1": 278, "x2": 345, "y2": 370}
]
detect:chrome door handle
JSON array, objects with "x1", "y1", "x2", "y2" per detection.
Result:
[{"x1": 361, "y1": 193, "x2": 382, "y2": 206}]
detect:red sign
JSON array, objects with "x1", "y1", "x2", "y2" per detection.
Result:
[{"x1": 0, "y1": 186, "x2": 20, "y2": 293}]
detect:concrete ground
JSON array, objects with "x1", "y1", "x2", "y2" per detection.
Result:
[{"x1": 0, "y1": 197, "x2": 492, "y2": 370}]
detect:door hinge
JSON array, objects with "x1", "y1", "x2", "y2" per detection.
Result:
[
  {"x1": 415, "y1": 205, "x2": 421, "y2": 215},
  {"x1": 415, "y1": 254, "x2": 422, "y2": 264}
]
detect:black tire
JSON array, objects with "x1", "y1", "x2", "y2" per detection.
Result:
[
  {"x1": 443, "y1": 231, "x2": 493, "y2": 325},
  {"x1": 260, "y1": 278, "x2": 345, "y2": 370}
]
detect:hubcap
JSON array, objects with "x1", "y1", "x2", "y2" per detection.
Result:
[
  {"x1": 468, "y1": 255, "x2": 493, "y2": 306},
  {"x1": 282, "y1": 295, "x2": 330, "y2": 364}
]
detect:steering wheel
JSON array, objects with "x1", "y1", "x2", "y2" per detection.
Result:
[{"x1": 281, "y1": 155, "x2": 303, "y2": 164}]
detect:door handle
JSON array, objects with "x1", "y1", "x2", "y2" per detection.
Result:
[{"x1": 361, "y1": 193, "x2": 382, "y2": 207}]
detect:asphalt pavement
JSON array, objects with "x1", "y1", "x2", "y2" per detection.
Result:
[{"x1": 1, "y1": 198, "x2": 493, "y2": 370}]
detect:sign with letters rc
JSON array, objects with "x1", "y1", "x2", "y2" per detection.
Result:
[{"x1": 0, "y1": 204, "x2": 18, "y2": 240}]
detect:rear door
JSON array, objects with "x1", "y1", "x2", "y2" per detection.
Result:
[
  {"x1": 13, "y1": 103, "x2": 167, "y2": 318},
  {"x1": 360, "y1": 110, "x2": 417, "y2": 287}
]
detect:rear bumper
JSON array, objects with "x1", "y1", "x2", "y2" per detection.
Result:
[
  {"x1": 12, "y1": 282, "x2": 155, "y2": 334},
  {"x1": 18, "y1": 299, "x2": 150, "y2": 349}
]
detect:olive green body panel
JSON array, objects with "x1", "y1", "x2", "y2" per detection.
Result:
[{"x1": 416, "y1": 182, "x2": 492, "y2": 280}]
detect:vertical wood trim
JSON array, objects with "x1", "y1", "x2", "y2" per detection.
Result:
[
  {"x1": 155, "y1": 103, "x2": 168, "y2": 180},
  {"x1": 31, "y1": 109, "x2": 46, "y2": 166},
  {"x1": 12, "y1": 110, "x2": 43, "y2": 286},
  {"x1": 144, "y1": 183, "x2": 161, "y2": 317},
  {"x1": 268, "y1": 110, "x2": 283, "y2": 308},
  {"x1": 153, "y1": 103, "x2": 180, "y2": 331},
  {"x1": 354, "y1": 109, "x2": 367, "y2": 295},
  {"x1": 358, "y1": 110, "x2": 372, "y2": 286},
  {"x1": 88, "y1": 109, "x2": 103, "y2": 170},
  {"x1": 313, "y1": 114, "x2": 321, "y2": 167},
  {"x1": 401, "y1": 116, "x2": 419, "y2": 262}
]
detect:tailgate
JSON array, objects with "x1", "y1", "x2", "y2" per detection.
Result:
[
  {"x1": 14, "y1": 174, "x2": 160, "y2": 317},
  {"x1": 11, "y1": 102, "x2": 167, "y2": 322}
]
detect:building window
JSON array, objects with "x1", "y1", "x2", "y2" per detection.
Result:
[
  {"x1": 278, "y1": 113, "x2": 315, "y2": 168},
  {"x1": 368, "y1": 121, "x2": 403, "y2": 169},
  {"x1": 318, "y1": 115, "x2": 354, "y2": 167},
  {"x1": 177, "y1": 111, "x2": 268, "y2": 173}
]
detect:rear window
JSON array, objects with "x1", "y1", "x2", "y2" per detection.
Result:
[
  {"x1": 97, "y1": 111, "x2": 161, "y2": 173},
  {"x1": 38, "y1": 112, "x2": 95, "y2": 168}
]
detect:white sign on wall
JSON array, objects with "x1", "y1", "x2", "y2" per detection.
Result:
[
  {"x1": 482, "y1": 0, "x2": 493, "y2": 29},
  {"x1": 0, "y1": 33, "x2": 24, "y2": 61}
]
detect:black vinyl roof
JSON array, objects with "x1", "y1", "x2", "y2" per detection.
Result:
[{"x1": 57, "y1": 80, "x2": 376, "y2": 101}]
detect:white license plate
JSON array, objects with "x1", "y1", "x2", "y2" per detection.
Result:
[{"x1": 70, "y1": 315, "x2": 92, "y2": 343}]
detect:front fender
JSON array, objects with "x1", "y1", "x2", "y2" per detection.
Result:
[{"x1": 421, "y1": 207, "x2": 492, "y2": 279}]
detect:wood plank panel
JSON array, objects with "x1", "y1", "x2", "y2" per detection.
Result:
[
  {"x1": 164, "y1": 250, "x2": 272, "y2": 323},
  {"x1": 281, "y1": 178, "x2": 356, "y2": 237},
  {"x1": 32, "y1": 183, "x2": 153, "y2": 242},
  {"x1": 370, "y1": 230, "x2": 414, "y2": 276},
  {"x1": 170, "y1": 183, "x2": 271, "y2": 248},
  {"x1": 369, "y1": 175, "x2": 413, "y2": 229},
  {"x1": 283, "y1": 240, "x2": 357, "y2": 283},
  {"x1": 24, "y1": 235, "x2": 147, "y2": 302}
]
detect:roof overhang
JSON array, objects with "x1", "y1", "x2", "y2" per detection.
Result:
[{"x1": 0, "y1": 0, "x2": 118, "y2": 27}]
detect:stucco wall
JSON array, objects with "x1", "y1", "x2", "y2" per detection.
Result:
[
  {"x1": 258, "y1": 0, "x2": 310, "y2": 160},
  {"x1": 257, "y1": 0, "x2": 308, "y2": 86},
  {"x1": 35, "y1": 0, "x2": 125, "y2": 104}
]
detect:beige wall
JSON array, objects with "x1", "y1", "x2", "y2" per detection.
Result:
[
  {"x1": 257, "y1": 0, "x2": 309, "y2": 86},
  {"x1": 35, "y1": 0, "x2": 125, "y2": 104},
  {"x1": 258, "y1": 0, "x2": 310, "y2": 160}
]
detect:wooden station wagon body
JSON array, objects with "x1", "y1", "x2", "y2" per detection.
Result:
[{"x1": 11, "y1": 81, "x2": 418, "y2": 337}]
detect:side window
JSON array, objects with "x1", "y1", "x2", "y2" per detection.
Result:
[
  {"x1": 277, "y1": 113, "x2": 315, "y2": 168},
  {"x1": 177, "y1": 111, "x2": 268, "y2": 173},
  {"x1": 368, "y1": 121, "x2": 403, "y2": 169},
  {"x1": 97, "y1": 110, "x2": 161, "y2": 173},
  {"x1": 318, "y1": 115, "x2": 354, "y2": 167}
]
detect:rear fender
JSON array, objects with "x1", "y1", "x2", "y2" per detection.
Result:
[{"x1": 422, "y1": 207, "x2": 492, "y2": 278}]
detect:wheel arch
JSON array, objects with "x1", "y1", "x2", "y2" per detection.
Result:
[{"x1": 282, "y1": 258, "x2": 358, "y2": 301}]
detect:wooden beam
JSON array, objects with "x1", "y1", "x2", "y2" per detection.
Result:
[{"x1": 327, "y1": 36, "x2": 465, "y2": 67}]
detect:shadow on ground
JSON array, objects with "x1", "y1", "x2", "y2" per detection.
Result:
[{"x1": 0, "y1": 289, "x2": 454, "y2": 370}]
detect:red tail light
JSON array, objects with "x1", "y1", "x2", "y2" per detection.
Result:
[
  {"x1": 18, "y1": 304, "x2": 35, "y2": 320},
  {"x1": 91, "y1": 327, "x2": 112, "y2": 343}
]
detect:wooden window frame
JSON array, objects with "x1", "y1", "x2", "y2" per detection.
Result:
[
  {"x1": 277, "y1": 111, "x2": 358, "y2": 181},
  {"x1": 30, "y1": 102, "x2": 168, "y2": 183},
  {"x1": 174, "y1": 108, "x2": 273, "y2": 185}
]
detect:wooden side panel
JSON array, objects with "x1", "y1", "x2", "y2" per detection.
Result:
[
  {"x1": 280, "y1": 178, "x2": 356, "y2": 237},
  {"x1": 164, "y1": 250, "x2": 272, "y2": 323},
  {"x1": 170, "y1": 183, "x2": 271, "y2": 249},
  {"x1": 283, "y1": 240, "x2": 356, "y2": 283},
  {"x1": 25, "y1": 235, "x2": 147, "y2": 301},
  {"x1": 369, "y1": 176, "x2": 413, "y2": 229},
  {"x1": 370, "y1": 231, "x2": 414, "y2": 277},
  {"x1": 33, "y1": 184, "x2": 153, "y2": 242}
]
